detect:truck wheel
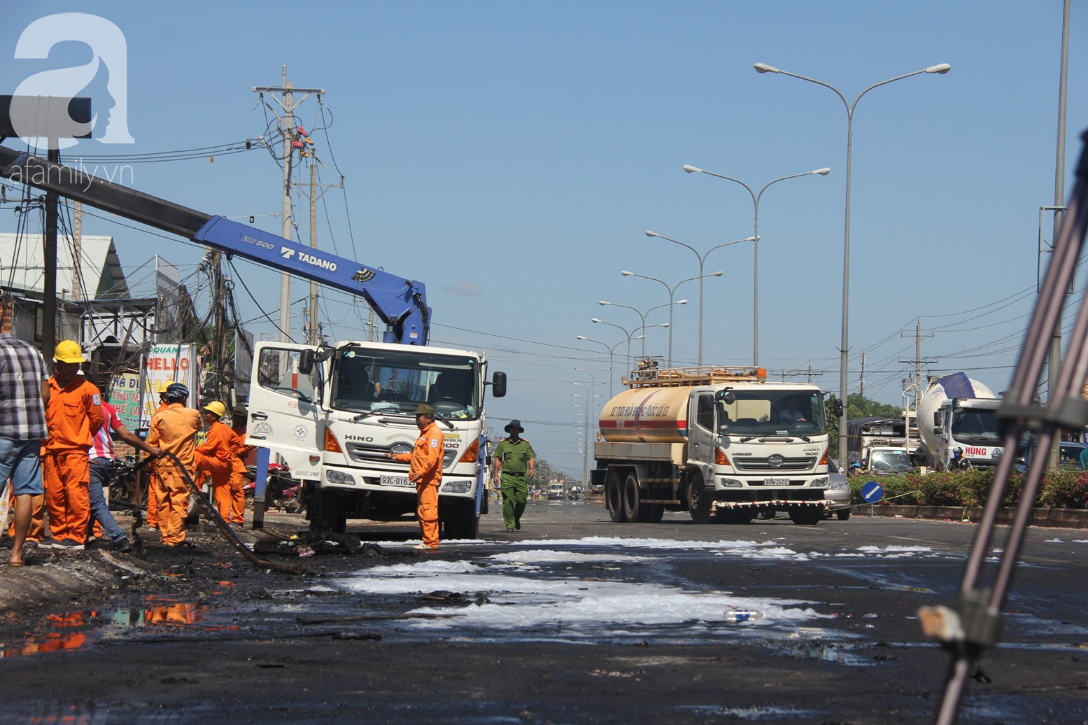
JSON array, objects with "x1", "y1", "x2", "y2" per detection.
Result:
[
  {"x1": 788, "y1": 507, "x2": 822, "y2": 526},
  {"x1": 310, "y1": 489, "x2": 346, "y2": 534},
  {"x1": 687, "y1": 473, "x2": 713, "y2": 524},
  {"x1": 623, "y1": 473, "x2": 650, "y2": 522},
  {"x1": 445, "y1": 499, "x2": 479, "y2": 539},
  {"x1": 605, "y1": 471, "x2": 627, "y2": 523},
  {"x1": 836, "y1": 509, "x2": 851, "y2": 521},
  {"x1": 649, "y1": 504, "x2": 665, "y2": 523}
]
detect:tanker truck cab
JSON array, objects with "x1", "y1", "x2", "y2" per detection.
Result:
[
  {"x1": 247, "y1": 340, "x2": 505, "y2": 538},
  {"x1": 594, "y1": 366, "x2": 832, "y2": 526}
]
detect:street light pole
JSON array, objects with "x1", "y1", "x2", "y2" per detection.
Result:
[
  {"x1": 598, "y1": 299, "x2": 687, "y2": 358},
  {"x1": 644, "y1": 232, "x2": 757, "y2": 366},
  {"x1": 679, "y1": 167, "x2": 830, "y2": 366},
  {"x1": 621, "y1": 270, "x2": 723, "y2": 368},
  {"x1": 754, "y1": 60, "x2": 950, "y2": 466},
  {"x1": 590, "y1": 318, "x2": 640, "y2": 375},
  {"x1": 575, "y1": 335, "x2": 625, "y2": 397},
  {"x1": 572, "y1": 381, "x2": 604, "y2": 491}
]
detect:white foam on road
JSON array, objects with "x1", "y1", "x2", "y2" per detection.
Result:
[{"x1": 335, "y1": 545, "x2": 830, "y2": 639}]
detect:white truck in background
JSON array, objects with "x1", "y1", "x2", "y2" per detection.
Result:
[
  {"x1": 916, "y1": 373, "x2": 1003, "y2": 471},
  {"x1": 592, "y1": 365, "x2": 834, "y2": 526}
]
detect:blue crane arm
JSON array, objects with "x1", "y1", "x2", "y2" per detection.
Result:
[
  {"x1": 0, "y1": 145, "x2": 429, "y2": 345},
  {"x1": 194, "y1": 216, "x2": 429, "y2": 344}
]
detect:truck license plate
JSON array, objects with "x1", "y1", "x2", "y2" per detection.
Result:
[
  {"x1": 764, "y1": 478, "x2": 790, "y2": 486},
  {"x1": 380, "y1": 476, "x2": 412, "y2": 488}
]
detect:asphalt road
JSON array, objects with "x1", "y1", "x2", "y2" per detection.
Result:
[{"x1": 2, "y1": 500, "x2": 1087, "y2": 725}]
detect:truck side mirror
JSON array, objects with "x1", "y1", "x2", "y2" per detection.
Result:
[
  {"x1": 490, "y1": 371, "x2": 507, "y2": 398},
  {"x1": 298, "y1": 349, "x2": 315, "y2": 375},
  {"x1": 933, "y1": 412, "x2": 941, "y2": 427},
  {"x1": 716, "y1": 391, "x2": 736, "y2": 405}
]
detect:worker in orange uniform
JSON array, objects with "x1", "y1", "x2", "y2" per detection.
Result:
[
  {"x1": 146, "y1": 383, "x2": 200, "y2": 548},
  {"x1": 228, "y1": 406, "x2": 254, "y2": 527},
  {"x1": 42, "y1": 341, "x2": 105, "y2": 550},
  {"x1": 194, "y1": 401, "x2": 234, "y2": 523},
  {"x1": 145, "y1": 379, "x2": 172, "y2": 532},
  {"x1": 385, "y1": 403, "x2": 444, "y2": 550}
]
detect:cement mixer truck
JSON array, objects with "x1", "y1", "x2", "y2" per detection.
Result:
[
  {"x1": 915, "y1": 373, "x2": 1003, "y2": 471},
  {"x1": 591, "y1": 365, "x2": 832, "y2": 525}
]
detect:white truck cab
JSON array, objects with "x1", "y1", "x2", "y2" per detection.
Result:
[{"x1": 247, "y1": 339, "x2": 505, "y2": 538}]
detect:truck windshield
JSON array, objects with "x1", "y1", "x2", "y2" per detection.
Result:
[
  {"x1": 951, "y1": 408, "x2": 1000, "y2": 445},
  {"x1": 719, "y1": 390, "x2": 826, "y2": 436},
  {"x1": 331, "y1": 347, "x2": 479, "y2": 419}
]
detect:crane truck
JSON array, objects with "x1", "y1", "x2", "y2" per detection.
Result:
[
  {"x1": 592, "y1": 363, "x2": 832, "y2": 525},
  {"x1": 0, "y1": 145, "x2": 506, "y2": 538},
  {"x1": 915, "y1": 373, "x2": 1002, "y2": 471}
]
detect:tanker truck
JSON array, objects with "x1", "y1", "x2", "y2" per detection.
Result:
[
  {"x1": 591, "y1": 365, "x2": 832, "y2": 525},
  {"x1": 916, "y1": 373, "x2": 1003, "y2": 471}
]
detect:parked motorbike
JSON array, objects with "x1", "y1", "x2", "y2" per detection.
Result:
[{"x1": 244, "y1": 463, "x2": 302, "y2": 513}]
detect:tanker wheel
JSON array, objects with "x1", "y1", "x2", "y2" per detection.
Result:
[
  {"x1": 623, "y1": 473, "x2": 650, "y2": 522},
  {"x1": 687, "y1": 472, "x2": 713, "y2": 524},
  {"x1": 788, "y1": 507, "x2": 822, "y2": 526},
  {"x1": 605, "y1": 471, "x2": 627, "y2": 523},
  {"x1": 836, "y1": 509, "x2": 852, "y2": 521},
  {"x1": 648, "y1": 504, "x2": 665, "y2": 523}
]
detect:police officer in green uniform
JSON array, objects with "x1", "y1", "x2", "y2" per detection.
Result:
[{"x1": 493, "y1": 419, "x2": 536, "y2": 532}]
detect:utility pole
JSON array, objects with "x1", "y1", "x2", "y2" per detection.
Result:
[
  {"x1": 302, "y1": 158, "x2": 344, "y2": 346},
  {"x1": 859, "y1": 353, "x2": 865, "y2": 399},
  {"x1": 1047, "y1": 0, "x2": 1071, "y2": 470},
  {"x1": 900, "y1": 317, "x2": 935, "y2": 411},
  {"x1": 43, "y1": 146, "x2": 59, "y2": 369},
  {"x1": 307, "y1": 162, "x2": 318, "y2": 345},
  {"x1": 72, "y1": 202, "x2": 82, "y2": 303},
  {"x1": 253, "y1": 66, "x2": 325, "y2": 350}
]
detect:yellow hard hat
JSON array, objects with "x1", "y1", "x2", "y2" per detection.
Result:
[
  {"x1": 157, "y1": 379, "x2": 175, "y2": 394},
  {"x1": 53, "y1": 340, "x2": 87, "y2": 364},
  {"x1": 202, "y1": 401, "x2": 227, "y2": 418}
]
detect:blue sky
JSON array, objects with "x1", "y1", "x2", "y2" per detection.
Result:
[{"x1": 1, "y1": 2, "x2": 1085, "y2": 476}]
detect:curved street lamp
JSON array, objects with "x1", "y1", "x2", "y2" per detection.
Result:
[
  {"x1": 644, "y1": 231, "x2": 757, "y2": 366},
  {"x1": 575, "y1": 335, "x2": 626, "y2": 397},
  {"x1": 591, "y1": 318, "x2": 644, "y2": 375},
  {"x1": 754, "y1": 60, "x2": 950, "y2": 467},
  {"x1": 679, "y1": 167, "x2": 830, "y2": 366},
  {"x1": 621, "y1": 270, "x2": 723, "y2": 367},
  {"x1": 598, "y1": 299, "x2": 687, "y2": 358}
]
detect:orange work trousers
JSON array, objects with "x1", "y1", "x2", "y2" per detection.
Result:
[
  {"x1": 210, "y1": 483, "x2": 234, "y2": 522},
  {"x1": 416, "y1": 481, "x2": 439, "y2": 548},
  {"x1": 229, "y1": 477, "x2": 246, "y2": 525},
  {"x1": 153, "y1": 460, "x2": 190, "y2": 546},
  {"x1": 6, "y1": 493, "x2": 46, "y2": 542},
  {"x1": 147, "y1": 470, "x2": 161, "y2": 528},
  {"x1": 43, "y1": 451, "x2": 91, "y2": 544}
]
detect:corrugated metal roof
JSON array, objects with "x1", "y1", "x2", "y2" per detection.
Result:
[{"x1": 0, "y1": 232, "x2": 130, "y2": 300}]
